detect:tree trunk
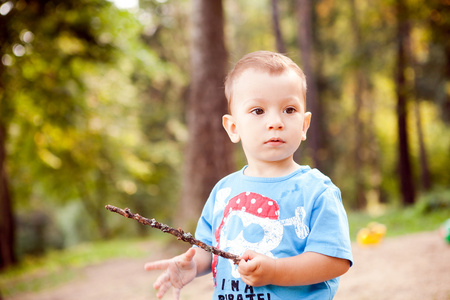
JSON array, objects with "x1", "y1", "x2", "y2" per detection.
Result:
[
  {"x1": 349, "y1": 0, "x2": 367, "y2": 209},
  {"x1": 271, "y1": 0, "x2": 286, "y2": 53},
  {"x1": 0, "y1": 122, "x2": 16, "y2": 270},
  {"x1": 177, "y1": 0, "x2": 233, "y2": 230},
  {"x1": 353, "y1": 70, "x2": 367, "y2": 208},
  {"x1": 395, "y1": 0, "x2": 415, "y2": 205},
  {"x1": 403, "y1": 15, "x2": 432, "y2": 192},
  {"x1": 296, "y1": 0, "x2": 321, "y2": 169},
  {"x1": 0, "y1": 12, "x2": 15, "y2": 271},
  {"x1": 428, "y1": 0, "x2": 450, "y2": 123},
  {"x1": 414, "y1": 100, "x2": 431, "y2": 191}
]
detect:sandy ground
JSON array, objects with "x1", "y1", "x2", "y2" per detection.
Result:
[{"x1": 5, "y1": 230, "x2": 450, "y2": 300}]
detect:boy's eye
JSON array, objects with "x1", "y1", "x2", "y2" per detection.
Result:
[
  {"x1": 284, "y1": 107, "x2": 296, "y2": 114},
  {"x1": 251, "y1": 108, "x2": 264, "y2": 115}
]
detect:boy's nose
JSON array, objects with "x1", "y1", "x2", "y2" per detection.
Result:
[{"x1": 267, "y1": 114, "x2": 284, "y2": 130}]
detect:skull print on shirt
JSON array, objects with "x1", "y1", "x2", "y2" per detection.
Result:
[{"x1": 212, "y1": 191, "x2": 310, "y2": 283}]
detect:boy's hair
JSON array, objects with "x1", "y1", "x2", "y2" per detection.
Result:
[{"x1": 224, "y1": 51, "x2": 307, "y2": 112}]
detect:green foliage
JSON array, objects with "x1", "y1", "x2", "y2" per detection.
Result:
[
  {"x1": 15, "y1": 208, "x2": 64, "y2": 258},
  {"x1": 347, "y1": 192, "x2": 450, "y2": 241},
  {"x1": 226, "y1": 0, "x2": 274, "y2": 56},
  {"x1": 414, "y1": 187, "x2": 450, "y2": 214},
  {"x1": 2, "y1": 0, "x2": 187, "y2": 257}
]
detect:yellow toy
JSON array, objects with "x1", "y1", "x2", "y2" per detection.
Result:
[{"x1": 357, "y1": 222, "x2": 387, "y2": 247}]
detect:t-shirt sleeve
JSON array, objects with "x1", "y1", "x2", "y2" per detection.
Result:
[
  {"x1": 304, "y1": 187, "x2": 353, "y2": 266},
  {"x1": 194, "y1": 191, "x2": 215, "y2": 246}
]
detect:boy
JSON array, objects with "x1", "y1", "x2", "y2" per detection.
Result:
[{"x1": 145, "y1": 51, "x2": 353, "y2": 299}]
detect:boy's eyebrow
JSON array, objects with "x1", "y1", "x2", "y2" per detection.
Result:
[
  {"x1": 240, "y1": 97, "x2": 269, "y2": 107},
  {"x1": 242, "y1": 96, "x2": 303, "y2": 105}
]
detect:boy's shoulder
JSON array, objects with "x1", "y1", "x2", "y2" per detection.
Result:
[
  {"x1": 300, "y1": 167, "x2": 341, "y2": 196},
  {"x1": 302, "y1": 167, "x2": 335, "y2": 184}
]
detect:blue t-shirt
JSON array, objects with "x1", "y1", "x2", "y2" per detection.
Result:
[{"x1": 195, "y1": 166, "x2": 353, "y2": 300}]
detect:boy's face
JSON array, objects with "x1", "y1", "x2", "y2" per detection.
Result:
[{"x1": 223, "y1": 68, "x2": 311, "y2": 169}]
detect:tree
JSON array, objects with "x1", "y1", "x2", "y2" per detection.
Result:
[
  {"x1": 271, "y1": 0, "x2": 286, "y2": 53},
  {"x1": 296, "y1": 0, "x2": 322, "y2": 169},
  {"x1": 177, "y1": 0, "x2": 233, "y2": 229},
  {"x1": 395, "y1": 0, "x2": 416, "y2": 205},
  {"x1": 349, "y1": 0, "x2": 368, "y2": 209},
  {"x1": 427, "y1": 0, "x2": 450, "y2": 123},
  {"x1": 0, "y1": 0, "x2": 122, "y2": 252},
  {"x1": 0, "y1": 121, "x2": 15, "y2": 269},
  {"x1": 0, "y1": 0, "x2": 17, "y2": 270},
  {"x1": 404, "y1": 1, "x2": 432, "y2": 192},
  {"x1": 1, "y1": 0, "x2": 185, "y2": 262},
  {"x1": 413, "y1": 99, "x2": 431, "y2": 191}
]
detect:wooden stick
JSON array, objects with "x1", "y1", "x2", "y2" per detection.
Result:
[{"x1": 105, "y1": 205, "x2": 240, "y2": 264}]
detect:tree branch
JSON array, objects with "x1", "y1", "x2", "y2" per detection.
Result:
[{"x1": 105, "y1": 205, "x2": 240, "y2": 264}]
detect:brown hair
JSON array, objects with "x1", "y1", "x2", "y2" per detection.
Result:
[{"x1": 224, "y1": 51, "x2": 307, "y2": 112}]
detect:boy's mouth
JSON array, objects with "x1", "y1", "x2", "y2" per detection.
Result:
[{"x1": 265, "y1": 138, "x2": 285, "y2": 144}]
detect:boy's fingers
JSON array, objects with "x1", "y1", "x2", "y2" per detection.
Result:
[
  {"x1": 240, "y1": 250, "x2": 256, "y2": 261},
  {"x1": 184, "y1": 247, "x2": 196, "y2": 261},
  {"x1": 156, "y1": 280, "x2": 172, "y2": 299},
  {"x1": 238, "y1": 257, "x2": 258, "y2": 275},
  {"x1": 144, "y1": 259, "x2": 171, "y2": 271},
  {"x1": 172, "y1": 287, "x2": 181, "y2": 300},
  {"x1": 146, "y1": 248, "x2": 195, "y2": 272},
  {"x1": 174, "y1": 248, "x2": 196, "y2": 269},
  {"x1": 238, "y1": 261, "x2": 249, "y2": 275},
  {"x1": 153, "y1": 271, "x2": 170, "y2": 289}
]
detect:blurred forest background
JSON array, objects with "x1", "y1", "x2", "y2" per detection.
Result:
[{"x1": 0, "y1": 0, "x2": 449, "y2": 278}]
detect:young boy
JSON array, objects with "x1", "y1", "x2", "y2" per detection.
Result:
[{"x1": 145, "y1": 51, "x2": 353, "y2": 300}]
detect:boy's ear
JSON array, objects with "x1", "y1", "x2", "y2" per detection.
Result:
[
  {"x1": 301, "y1": 112, "x2": 312, "y2": 141},
  {"x1": 222, "y1": 114, "x2": 240, "y2": 143}
]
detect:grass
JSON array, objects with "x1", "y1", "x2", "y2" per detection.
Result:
[
  {"x1": 0, "y1": 238, "x2": 150, "y2": 297},
  {"x1": 347, "y1": 204, "x2": 449, "y2": 241}
]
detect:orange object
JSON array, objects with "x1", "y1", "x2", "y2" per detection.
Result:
[{"x1": 357, "y1": 222, "x2": 387, "y2": 246}]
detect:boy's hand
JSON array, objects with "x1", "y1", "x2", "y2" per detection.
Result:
[
  {"x1": 238, "y1": 250, "x2": 277, "y2": 287},
  {"x1": 144, "y1": 247, "x2": 197, "y2": 299}
]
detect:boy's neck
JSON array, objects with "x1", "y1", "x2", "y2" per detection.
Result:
[{"x1": 244, "y1": 159, "x2": 300, "y2": 178}]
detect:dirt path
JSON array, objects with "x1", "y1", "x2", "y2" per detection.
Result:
[
  {"x1": 334, "y1": 231, "x2": 450, "y2": 300},
  {"x1": 6, "y1": 231, "x2": 450, "y2": 300}
]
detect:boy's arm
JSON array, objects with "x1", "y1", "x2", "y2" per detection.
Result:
[
  {"x1": 193, "y1": 247, "x2": 213, "y2": 276},
  {"x1": 238, "y1": 250, "x2": 350, "y2": 287}
]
